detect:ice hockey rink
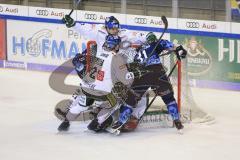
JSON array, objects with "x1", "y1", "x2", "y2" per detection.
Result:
[{"x1": 0, "y1": 68, "x2": 240, "y2": 160}]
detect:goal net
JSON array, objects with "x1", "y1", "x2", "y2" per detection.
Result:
[{"x1": 86, "y1": 41, "x2": 214, "y2": 127}]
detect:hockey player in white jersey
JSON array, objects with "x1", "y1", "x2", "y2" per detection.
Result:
[
  {"x1": 57, "y1": 14, "x2": 146, "y2": 131},
  {"x1": 63, "y1": 14, "x2": 145, "y2": 47},
  {"x1": 57, "y1": 34, "x2": 136, "y2": 131}
]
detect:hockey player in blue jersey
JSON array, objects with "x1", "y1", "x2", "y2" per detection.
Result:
[{"x1": 112, "y1": 32, "x2": 187, "y2": 132}]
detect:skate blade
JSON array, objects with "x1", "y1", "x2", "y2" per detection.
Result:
[{"x1": 106, "y1": 127, "x2": 121, "y2": 136}]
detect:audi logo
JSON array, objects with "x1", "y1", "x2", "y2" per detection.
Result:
[
  {"x1": 36, "y1": 9, "x2": 49, "y2": 16},
  {"x1": 84, "y1": 13, "x2": 97, "y2": 20},
  {"x1": 0, "y1": 6, "x2": 3, "y2": 12},
  {"x1": 134, "y1": 17, "x2": 147, "y2": 24},
  {"x1": 186, "y1": 22, "x2": 200, "y2": 28}
]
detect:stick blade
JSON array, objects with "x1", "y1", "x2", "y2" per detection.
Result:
[{"x1": 161, "y1": 16, "x2": 168, "y2": 28}]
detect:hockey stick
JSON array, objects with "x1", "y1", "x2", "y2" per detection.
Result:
[
  {"x1": 69, "y1": 9, "x2": 74, "y2": 16},
  {"x1": 144, "y1": 16, "x2": 168, "y2": 64},
  {"x1": 68, "y1": 0, "x2": 82, "y2": 16}
]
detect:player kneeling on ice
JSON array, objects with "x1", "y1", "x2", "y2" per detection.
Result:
[
  {"x1": 57, "y1": 35, "x2": 136, "y2": 132},
  {"x1": 110, "y1": 32, "x2": 187, "y2": 132}
]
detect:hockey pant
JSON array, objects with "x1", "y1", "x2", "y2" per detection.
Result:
[{"x1": 125, "y1": 64, "x2": 180, "y2": 120}]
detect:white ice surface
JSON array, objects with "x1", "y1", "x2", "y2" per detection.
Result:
[{"x1": 0, "y1": 68, "x2": 240, "y2": 160}]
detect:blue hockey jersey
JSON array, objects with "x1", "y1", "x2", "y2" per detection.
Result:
[{"x1": 135, "y1": 40, "x2": 174, "y2": 66}]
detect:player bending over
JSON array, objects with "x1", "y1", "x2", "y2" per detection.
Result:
[{"x1": 57, "y1": 35, "x2": 135, "y2": 132}]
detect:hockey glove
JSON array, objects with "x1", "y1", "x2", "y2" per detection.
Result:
[
  {"x1": 72, "y1": 54, "x2": 87, "y2": 79},
  {"x1": 175, "y1": 45, "x2": 187, "y2": 59},
  {"x1": 72, "y1": 54, "x2": 86, "y2": 72},
  {"x1": 74, "y1": 62, "x2": 84, "y2": 72},
  {"x1": 62, "y1": 15, "x2": 76, "y2": 28}
]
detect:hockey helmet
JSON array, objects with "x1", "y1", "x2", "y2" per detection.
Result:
[
  {"x1": 146, "y1": 32, "x2": 157, "y2": 44},
  {"x1": 105, "y1": 16, "x2": 120, "y2": 35}
]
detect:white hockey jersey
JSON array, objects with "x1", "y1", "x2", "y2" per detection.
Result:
[
  {"x1": 80, "y1": 49, "x2": 114, "y2": 93},
  {"x1": 73, "y1": 23, "x2": 146, "y2": 47},
  {"x1": 74, "y1": 23, "x2": 141, "y2": 94}
]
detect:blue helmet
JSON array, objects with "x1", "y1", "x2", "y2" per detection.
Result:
[
  {"x1": 104, "y1": 35, "x2": 121, "y2": 50},
  {"x1": 105, "y1": 16, "x2": 120, "y2": 29}
]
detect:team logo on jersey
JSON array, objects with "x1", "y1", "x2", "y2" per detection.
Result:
[{"x1": 97, "y1": 70, "x2": 105, "y2": 81}]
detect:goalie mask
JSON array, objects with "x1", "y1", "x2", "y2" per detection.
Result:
[
  {"x1": 146, "y1": 32, "x2": 157, "y2": 44},
  {"x1": 103, "y1": 35, "x2": 121, "y2": 52}
]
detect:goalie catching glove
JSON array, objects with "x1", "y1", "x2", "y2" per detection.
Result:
[
  {"x1": 62, "y1": 14, "x2": 76, "y2": 28},
  {"x1": 175, "y1": 45, "x2": 187, "y2": 59}
]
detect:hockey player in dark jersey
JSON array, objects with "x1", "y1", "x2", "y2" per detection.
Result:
[{"x1": 112, "y1": 32, "x2": 187, "y2": 132}]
